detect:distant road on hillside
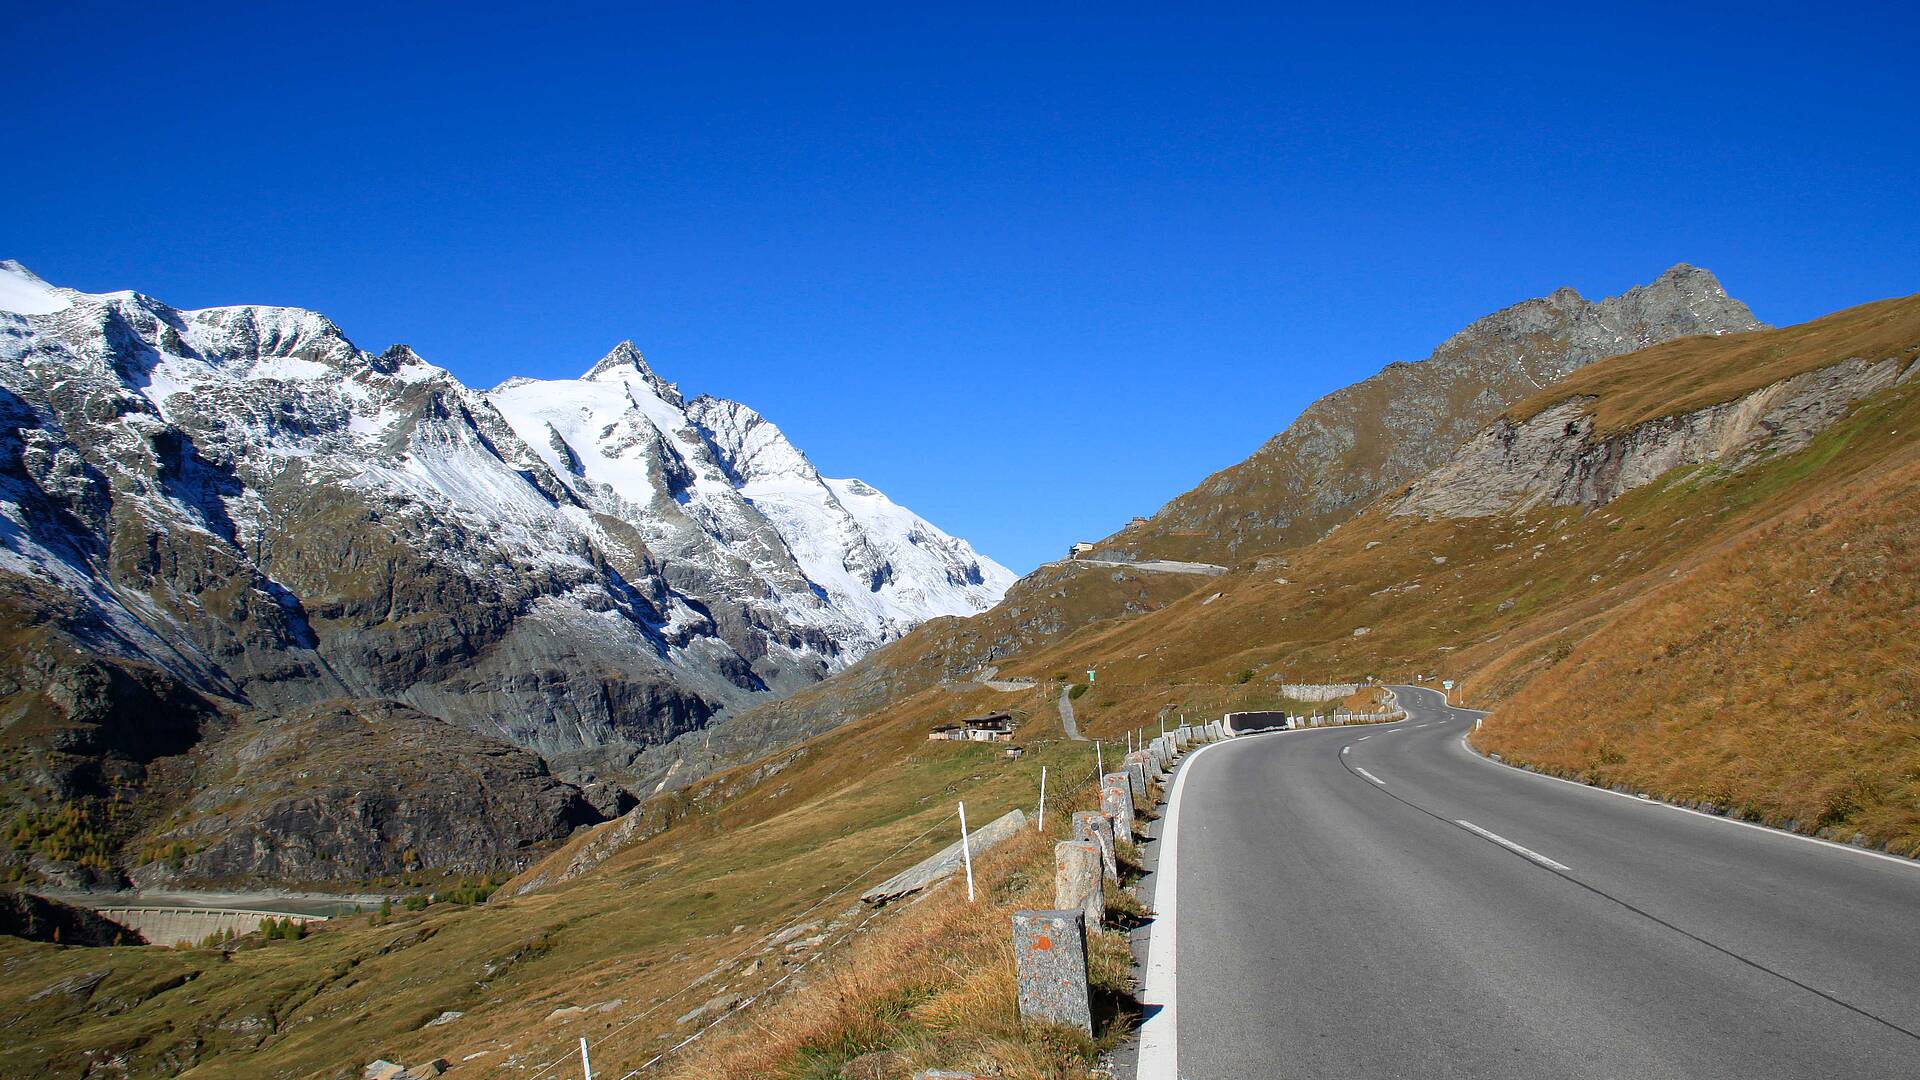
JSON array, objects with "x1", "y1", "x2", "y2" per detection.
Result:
[
  {"x1": 1058, "y1": 685, "x2": 1088, "y2": 741},
  {"x1": 1071, "y1": 557, "x2": 1226, "y2": 576},
  {"x1": 1136, "y1": 685, "x2": 1920, "y2": 1079}
]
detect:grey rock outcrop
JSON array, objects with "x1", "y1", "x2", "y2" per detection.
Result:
[
  {"x1": 860, "y1": 808, "x2": 1026, "y2": 905},
  {"x1": 129, "y1": 700, "x2": 602, "y2": 886},
  {"x1": 0, "y1": 890, "x2": 140, "y2": 946},
  {"x1": 1395, "y1": 355, "x2": 1914, "y2": 519}
]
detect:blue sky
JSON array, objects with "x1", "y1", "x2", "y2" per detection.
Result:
[{"x1": 8, "y1": 3, "x2": 1917, "y2": 572}]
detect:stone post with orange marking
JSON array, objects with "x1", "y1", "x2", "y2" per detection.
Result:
[{"x1": 1010, "y1": 909, "x2": 1093, "y2": 1034}]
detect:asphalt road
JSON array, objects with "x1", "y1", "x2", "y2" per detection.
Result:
[{"x1": 1139, "y1": 685, "x2": 1920, "y2": 1079}]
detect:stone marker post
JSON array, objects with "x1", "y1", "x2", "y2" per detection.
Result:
[
  {"x1": 1124, "y1": 753, "x2": 1150, "y2": 800},
  {"x1": 1054, "y1": 839, "x2": 1104, "y2": 930},
  {"x1": 1072, "y1": 810, "x2": 1118, "y2": 880},
  {"x1": 1101, "y1": 772, "x2": 1135, "y2": 839},
  {"x1": 1012, "y1": 909, "x2": 1093, "y2": 1034}
]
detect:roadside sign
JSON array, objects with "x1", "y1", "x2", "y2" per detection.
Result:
[{"x1": 1442, "y1": 679, "x2": 1455, "y2": 690}]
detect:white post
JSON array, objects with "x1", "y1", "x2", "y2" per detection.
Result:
[
  {"x1": 1096, "y1": 740, "x2": 1104, "y2": 776},
  {"x1": 1038, "y1": 767, "x2": 1048, "y2": 832},
  {"x1": 958, "y1": 801, "x2": 976, "y2": 902},
  {"x1": 580, "y1": 1037, "x2": 593, "y2": 1080}
]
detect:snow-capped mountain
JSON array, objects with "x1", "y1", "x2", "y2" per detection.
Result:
[
  {"x1": 488, "y1": 344, "x2": 1010, "y2": 643},
  {"x1": 0, "y1": 260, "x2": 1011, "y2": 780}
]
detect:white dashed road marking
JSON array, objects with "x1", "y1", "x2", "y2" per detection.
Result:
[{"x1": 1456, "y1": 819, "x2": 1570, "y2": 871}]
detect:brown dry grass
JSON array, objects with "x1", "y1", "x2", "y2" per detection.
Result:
[
  {"x1": 669, "y1": 784, "x2": 1137, "y2": 1080},
  {"x1": 1509, "y1": 294, "x2": 1920, "y2": 435},
  {"x1": 1476, "y1": 441, "x2": 1920, "y2": 853}
]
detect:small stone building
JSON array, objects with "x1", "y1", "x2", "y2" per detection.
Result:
[{"x1": 927, "y1": 713, "x2": 1018, "y2": 743}]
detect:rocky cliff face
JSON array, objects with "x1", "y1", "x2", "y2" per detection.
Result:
[
  {"x1": 1100, "y1": 265, "x2": 1763, "y2": 561},
  {"x1": 1395, "y1": 355, "x2": 1916, "y2": 518},
  {"x1": 128, "y1": 700, "x2": 604, "y2": 887},
  {"x1": 0, "y1": 261, "x2": 1011, "y2": 884},
  {"x1": 0, "y1": 890, "x2": 136, "y2": 946}
]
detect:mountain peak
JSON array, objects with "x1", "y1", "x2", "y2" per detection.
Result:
[
  {"x1": 584, "y1": 341, "x2": 683, "y2": 405},
  {"x1": 1102, "y1": 264, "x2": 1766, "y2": 563},
  {"x1": 0, "y1": 259, "x2": 72, "y2": 316},
  {"x1": 1602, "y1": 263, "x2": 1763, "y2": 334},
  {"x1": 375, "y1": 343, "x2": 427, "y2": 374},
  {"x1": 584, "y1": 340, "x2": 651, "y2": 379},
  {"x1": 1624, "y1": 262, "x2": 1729, "y2": 300},
  {"x1": 1, "y1": 259, "x2": 48, "y2": 282}
]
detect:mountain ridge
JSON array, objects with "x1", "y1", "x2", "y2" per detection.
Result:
[{"x1": 1097, "y1": 263, "x2": 1764, "y2": 563}]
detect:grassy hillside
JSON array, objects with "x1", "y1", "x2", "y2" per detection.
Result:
[
  {"x1": 1509, "y1": 293, "x2": 1920, "y2": 434},
  {"x1": 1476, "y1": 426, "x2": 1920, "y2": 853}
]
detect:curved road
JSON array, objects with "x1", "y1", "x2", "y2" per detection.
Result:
[{"x1": 1137, "y1": 685, "x2": 1920, "y2": 1078}]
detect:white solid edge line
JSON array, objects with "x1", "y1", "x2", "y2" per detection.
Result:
[
  {"x1": 1354, "y1": 767, "x2": 1386, "y2": 786},
  {"x1": 1139, "y1": 717, "x2": 1411, "y2": 1079},
  {"x1": 1357, "y1": 735, "x2": 1372, "y2": 741},
  {"x1": 1137, "y1": 736, "x2": 1220, "y2": 1077},
  {"x1": 1456, "y1": 818, "x2": 1571, "y2": 871},
  {"x1": 1396, "y1": 684, "x2": 1920, "y2": 874},
  {"x1": 1455, "y1": 732, "x2": 1920, "y2": 872}
]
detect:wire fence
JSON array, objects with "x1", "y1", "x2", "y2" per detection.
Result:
[
  {"x1": 509, "y1": 741, "x2": 1120, "y2": 1080},
  {"x1": 508, "y1": 804, "x2": 961, "y2": 1080}
]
